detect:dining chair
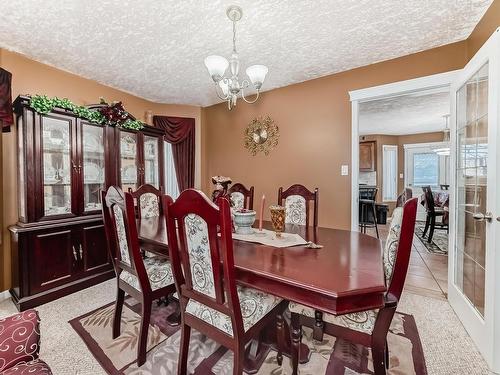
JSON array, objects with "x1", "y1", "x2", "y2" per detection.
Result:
[
  {"x1": 101, "y1": 187, "x2": 176, "y2": 366},
  {"x1": 128, "y1": 184, "x2": 163, "y2": 219},
  {"x1": 287, "y1": 198, "x2": 418, "y2": 375},
  {"x1": 162, "y1": 189, "x2": 287, "y2": 375},
  {"x1": 396, "y1": 187, "x2": 412, "y2": 208},
  {"x1": 228, "y1": 182, "x2": 254, "y2": 210},
  {"x1": 359, "y1": 187, "x2": 379, "y2": 238},
  {"x1": 422, "y1": 186, "x2": 448, "y2": 243},
  {"x1": 277, "y1": 184, "x2": 319, "y2": 227}
]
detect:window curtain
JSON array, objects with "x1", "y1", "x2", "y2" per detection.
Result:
[
  {"x1": 153, "y1": 115, "x2": 195, "y2": 191},
  {"x1": 0, "y1": 68, "x2": 14, "y2": 132}
]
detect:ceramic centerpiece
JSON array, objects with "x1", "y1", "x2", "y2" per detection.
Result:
[{"x1": 233, "y1": 208, "x2": 256, "y2": 235}]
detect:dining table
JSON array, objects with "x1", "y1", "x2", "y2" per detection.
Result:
[{"x1": 137, "y1": 216, "x2": 386, "y2": 371}]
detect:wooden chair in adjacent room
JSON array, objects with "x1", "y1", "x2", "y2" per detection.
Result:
[
  {"x1": 228, "y1": 182, "x2": 254, "y2": 210},
  {"x1": 162, "y1": 189, "x2": 287, "y2": 375},
  {"x1": 287, "y1": 198, "x2": 418, "y2": 375},
  {"x1": 102, "y1": 187, "x2": 176, "y2": 366},
  {"x1": 422, "y1": 185, "x2": 448, "y2": 243},
  {"x1": 278, "y1": 184, "x2": 319, "y2": 227}
]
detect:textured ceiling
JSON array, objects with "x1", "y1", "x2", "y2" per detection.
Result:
[
  {"x1": 0, "y1": 0, "x2": 492, "y2": 106},
  {"x1": 359, "y1": 91, "x2": 450, "y2": 136}
]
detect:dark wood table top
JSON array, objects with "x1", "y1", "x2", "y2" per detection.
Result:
[{"x1": 137, "y1": 217, "x2": 386, "y2": 315}]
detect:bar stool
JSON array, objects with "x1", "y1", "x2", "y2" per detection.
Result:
[{"x1": 359, "y1": 187, "x2": 379, "y2": 238}]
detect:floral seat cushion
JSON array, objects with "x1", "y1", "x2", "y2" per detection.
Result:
[
  {"x1": 2, "y1": 359, "x2": 52, "y2": 375},
  {"x1": 119, "y1": 256, "x2": 174, "y2": 291},
  {"x1": 184, "y1": 285, "x2": 282, "y2": 337},
  {"x1": 288, "y1": 302, "x2": 378, "y2": 334}
]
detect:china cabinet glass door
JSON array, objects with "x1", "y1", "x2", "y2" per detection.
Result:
[
  {"x1": 41, "y1": 116, "x2": 72, "y2": 216},
  {"x1": 120, "y1": 131, "x2": 138, "y2": 192},
  {"x1": 82, "y1": 124, "x2": 105, "y2": 212},
  {"x1": 143, "y1": 135, "x2": 160, "y2": 188}
]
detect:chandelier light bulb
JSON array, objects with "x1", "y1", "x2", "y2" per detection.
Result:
[
  {"x1": 246, "y1": 65, "x2": 268, "y2": 89},
  {"x1": 204, "y1": 55, "x2": 229, "y2": 82}
]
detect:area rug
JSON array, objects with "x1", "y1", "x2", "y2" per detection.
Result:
[
  {"x1": 70, "y1": 299, "x2": 427, "y2": 374},
  {"x1": 414, "y1": 221, "x2": 448, "y2": 255}
]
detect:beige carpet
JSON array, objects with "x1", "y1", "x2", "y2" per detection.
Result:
[{"x1": 0, "y1": 280, "x2": 492, "y2": 374}]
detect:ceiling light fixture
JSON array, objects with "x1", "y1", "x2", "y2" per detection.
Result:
[{"x1": 204, "y1": 5, "x2": 268, "y2": 110}]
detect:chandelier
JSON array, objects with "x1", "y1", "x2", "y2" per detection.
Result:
[
  {"x1": 204, "y1": 5, "x2": 268, "y2": 110},
  {"x1": 433, "y1": 114, "x2": 451, "y2": 156}
]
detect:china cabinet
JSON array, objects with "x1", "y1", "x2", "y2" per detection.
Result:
[{"x1": 9, "y1": 96, "x2": 164, "y2": 310}]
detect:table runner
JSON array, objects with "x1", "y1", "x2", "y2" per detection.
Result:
[{"x1": 232, "y1": 228, "x2": 308, "y2": 248}]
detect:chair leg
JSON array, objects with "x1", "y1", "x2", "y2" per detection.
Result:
[
  {"x1": 291, "y1": 312, "x2": 302, "y2": 375},
  {"x1": 137, "y1": 298, "x2": 152, "y2": 367},
  {"x1": 177, "y1": 324, "x2": 191, "y2": 375},
  {"x1": 428, "y1": 216, "x2": 436, "y2": 243},
  {"x1": 372, "y1": 204, "x2": 379, "y2": 239},
  {"x1": 112, "y1": 287, "x2": 125, "y2": 339},
  {"x1": 385, "y1": 339, "x2": 389, "y2": 369},
  {"x1": 423, "y1": 215, "x2": 430, "y2": 237},
  {"x1": 313, "y1": 310, "x2": 324, "y2": 341},
  {"x1": 276, "y1": 313, "x2": 285, "y2": 366},
  {"x1": 233, "y1": 344, "x2": 245, "y2": 375},
  {"x1": 372, "y1": 339, "x2": 387, "y2": 375}
]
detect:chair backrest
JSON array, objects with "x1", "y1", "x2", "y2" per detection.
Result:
[
  {"x1": 278, "y1": 184, "x2": 319, "y2": 227},
  {"x1": 422, "y1": 186, "x2": 436, "y2": 213},
  {"x1": 128, "y1": 184, "x2": 163, "y2": 218},
  {"x1": 383, "y1": 198, "x2": 418, "y2": 301},
  {"x1": 228, "y1": 183, "x2": 254, "y2": 210},
  {"x1": 396, "y1": 187, "x2": 413, "y2": 207},
  {"x1": 359, "y1": 187, "x2": 377, "y2": 201},
  {"x1": 162, "y1": 189, "x2": 244, "y2": 338},
  {"x1": 102, "y1": 186, "x2": 151, "y2": 292}
]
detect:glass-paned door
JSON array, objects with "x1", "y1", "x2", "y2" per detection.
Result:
[
  {"x1": 120, "y1": 132, "x2": 138, "y2": 192},
  {"x1": 41, "y1": 116, "x2": 72, "y2": 216},
  {"x1": 449, "y1": 29, "x2": 500, "y2": 372},
  {"x1": 144, "y1": 135, "x2": 159, "y2": 188},
  {"x1": 455, "y1": 63, "x2": 488, "y2": 316},
  {"x1": 82, "y1": 124, "x2": 105, "y2": 212}
]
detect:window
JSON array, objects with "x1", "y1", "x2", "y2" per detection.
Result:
[
  {"x1": 164, "y1": 142, "x2": 180, "y2": 199},
  {"x1": 413, "y1": 152, "x2": 439, "y2": 186},
  {"x1": 382, "y1": 145, "x2": 398, "y2": 201}
]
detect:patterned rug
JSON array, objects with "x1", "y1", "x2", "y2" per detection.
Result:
[
  {"x1": 414, "y1": 222, "x2": 448, "y2": 255},
  {"x1": 70, "y1": 299, "x2": 427, "y2": 374}
]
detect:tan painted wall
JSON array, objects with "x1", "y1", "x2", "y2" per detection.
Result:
[
  {"x1": 0, "y1": 49, "x2": 202, "y2": 290},
  {"x1": 202, "y1": 1, "x2": 500, "y2": 230},
  {"x1": 202, "y1": 42, "x2": 468, "y2": 229}
]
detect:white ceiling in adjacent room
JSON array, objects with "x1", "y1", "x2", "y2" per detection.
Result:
[
  {"x1": 359, "y1": 91, "x2": 451, "y2": 135},
  {"x1": 0, "y1": 0, "x2": 492, "y2": 106}
]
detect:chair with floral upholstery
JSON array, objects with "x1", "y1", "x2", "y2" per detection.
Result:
[
  {"x1": 162, "y1": 189, "x2": 287, "y2": 375},
  {"x1": 286, "y1": 198, "x2": 418, "y2": 375},
  {"x1": 278, "y1": 184, "x2": 319, "y2": 227},
  {"x1": 101, "y1": 187, "x2": 176, "y2": 366},
  {"x1": 228, "y1": 182, "x2": 254, "y2": 210},
  {"x1": 0, "y1": 310, "x2": 52, "y2": 375},
  {"x1": 128, "y1": 184, "x2": 162, "y2": 219}
]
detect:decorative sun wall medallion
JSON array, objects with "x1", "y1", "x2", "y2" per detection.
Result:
[{"x1": 244, "y1": 116, "x2": 279, "y2": 156}]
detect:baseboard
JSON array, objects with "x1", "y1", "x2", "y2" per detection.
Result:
[{"x1": 0, "y1": 290, "x2": 11, "y2": 303}]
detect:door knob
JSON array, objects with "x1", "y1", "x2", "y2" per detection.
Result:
[{"x1": 473, "y1": 212, "x2": 493, "y2": 222}]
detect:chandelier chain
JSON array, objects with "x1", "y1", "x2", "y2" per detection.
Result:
[{"x1": 232, "y1": 20, "x2": 237, "y2": 53}]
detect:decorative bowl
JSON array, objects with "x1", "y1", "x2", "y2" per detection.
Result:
[{"x1": 233, "y1": 209, "x2": 256, "y2": 235}]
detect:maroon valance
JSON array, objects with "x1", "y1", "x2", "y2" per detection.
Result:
[
  {"x1": 153, "y1": 115, "x2": 195, "y2": 191},
  {"x1": 0, "y1": 68, "x2": 14, "y2": 132}
]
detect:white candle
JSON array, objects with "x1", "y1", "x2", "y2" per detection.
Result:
[{"x1": 259, "y1": 194, "x2": 265, "y2": 231}]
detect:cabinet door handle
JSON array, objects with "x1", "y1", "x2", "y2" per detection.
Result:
[
  {"x1": 79, "y1": 244, "x2": 83, "y2": 259},
  {"x1": 72, "y1": 246, "x2": 78, "y2": 261}
]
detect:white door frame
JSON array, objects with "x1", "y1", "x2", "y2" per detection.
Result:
[
  {"x1": 448, "y1": 28, "x2": 500, "y2": 373},
  {"x1": 349, "y1": 70, "x2": 460, "y2": 230}
]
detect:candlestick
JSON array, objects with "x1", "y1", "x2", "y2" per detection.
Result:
[{"x1": 259, "y1": 194, "x2": 265, "y2": 231}]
